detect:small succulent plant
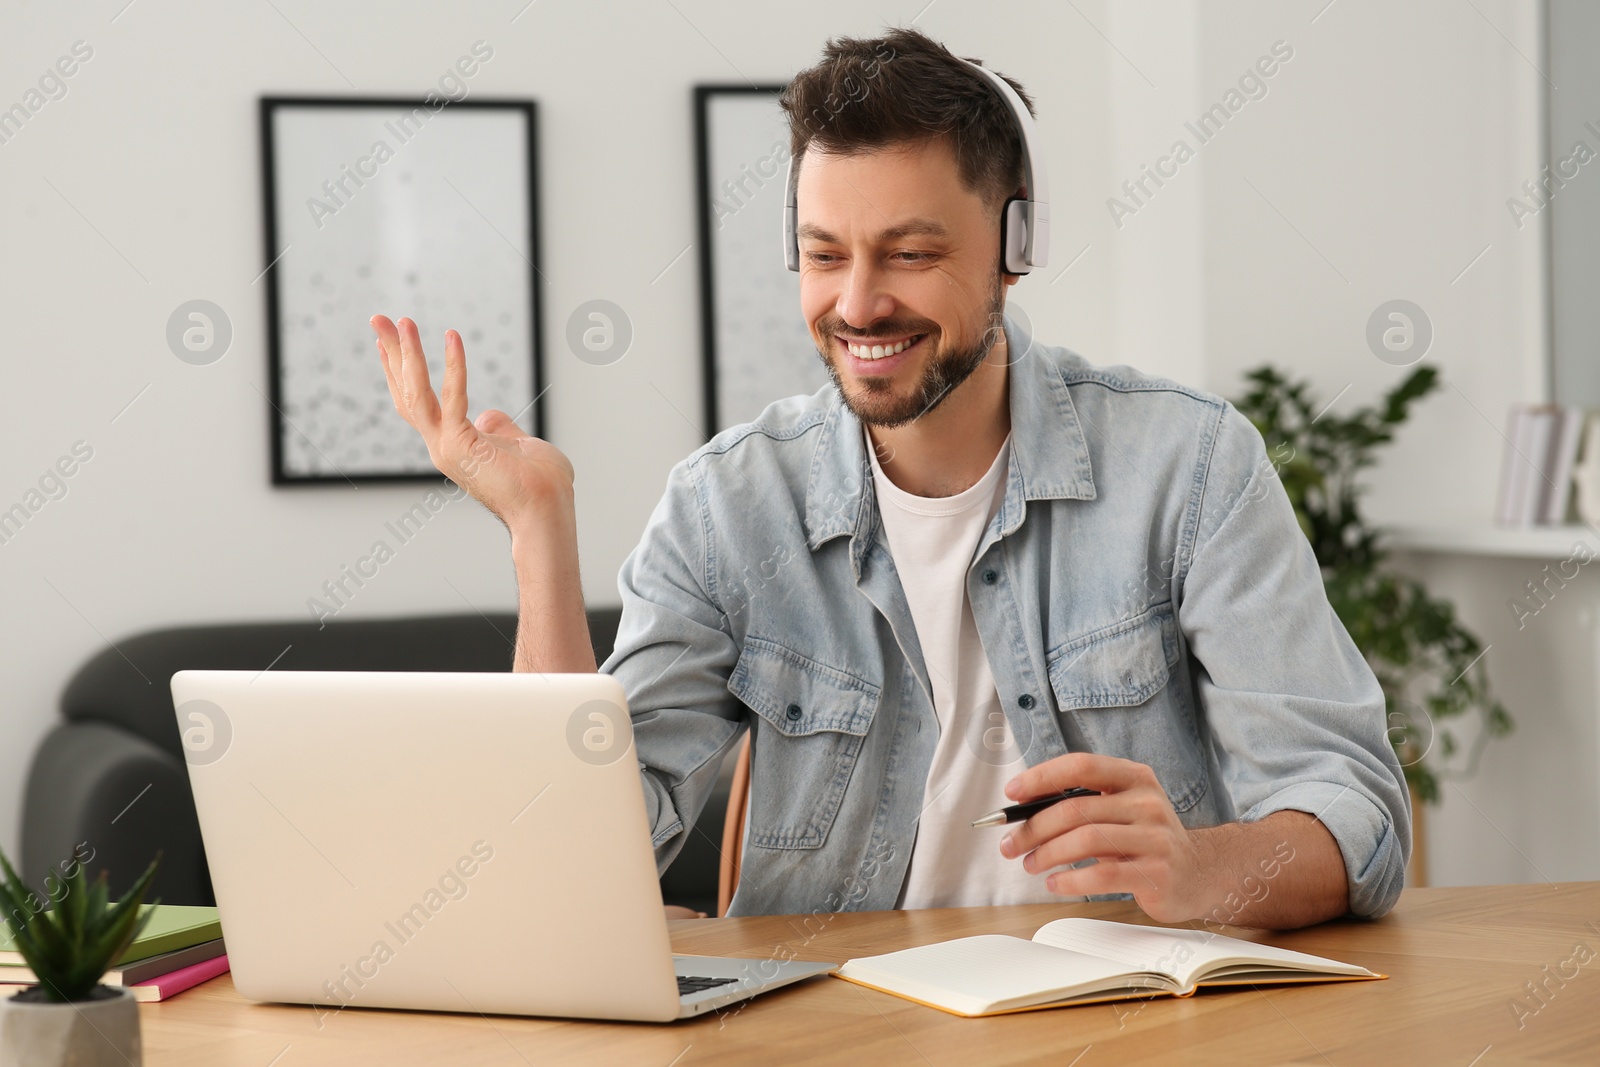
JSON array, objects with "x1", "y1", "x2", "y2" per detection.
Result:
[{"x1": 0, "y1": 845, "x2": 160, "y2": 1002}]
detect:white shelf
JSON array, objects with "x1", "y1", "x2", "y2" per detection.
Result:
[{"x1": 1384, "y1": 522, "x2": 1600, "y2": 558}]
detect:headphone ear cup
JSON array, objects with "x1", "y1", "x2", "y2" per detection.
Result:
[{"x1": 1000, "y1": 198, "x2": 1030, "y2": 276}]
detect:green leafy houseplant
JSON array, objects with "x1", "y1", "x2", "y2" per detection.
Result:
[
  {"x1": 1231, "y1": 365, "x2": 1513, "y2": 804},
  {"x1": 0, "y1": 845, "x2": 160, "y2": 1002}
]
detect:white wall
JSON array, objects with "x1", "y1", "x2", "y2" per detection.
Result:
[
  {"x1": 1102, "y1": 0, "x2": 1207, "y2": 385},
  {"x1": 1193, "y1": 0, "x2": 1546, "y2": 522},
  {"x1": 1395, "y1": 549, "x2": 1600, "y2": 885},
  {"x1": 0, "y1": 3, "x2": 1116, "y2": 863}
]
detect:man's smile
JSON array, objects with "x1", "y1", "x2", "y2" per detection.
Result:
[{"x1": 836, "y1": 332, "x2": 929, "y2": 374}]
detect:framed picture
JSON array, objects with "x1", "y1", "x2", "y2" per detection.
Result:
[
  {"x1": 259, "y1": 96, "x2": 542, "y2": 484},
  {"x1": 694, "y1": 85, "x2": 828, "y2": 436}
]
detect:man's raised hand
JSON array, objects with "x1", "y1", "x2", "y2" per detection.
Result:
[{"x1": 370, "y1": 314, "x2": 571, "y2": 530}]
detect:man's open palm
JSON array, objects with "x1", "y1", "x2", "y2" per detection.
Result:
[{"x1": 370, "y1": 315, "x2": 571, "y2": 529}]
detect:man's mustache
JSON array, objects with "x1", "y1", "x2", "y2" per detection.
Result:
[{"x1": 812, "y1": 316, "x2": 934, "y2": 342}]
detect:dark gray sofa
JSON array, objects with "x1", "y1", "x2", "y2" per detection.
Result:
[{"x1": 20, "y1": 609, "x2": 728, "y2": 916}]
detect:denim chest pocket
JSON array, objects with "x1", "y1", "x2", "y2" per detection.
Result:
[
  {"x1": 1046, "y1": 603, "x2": 1208, "y2": 813},
  {"x1": 726, "y1": 637, "x2": 879, "y2": 850}
]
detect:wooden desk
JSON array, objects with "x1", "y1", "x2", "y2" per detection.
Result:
[{"x1": 141, "y1": 883, "x2": 1599, "y2": 1065}]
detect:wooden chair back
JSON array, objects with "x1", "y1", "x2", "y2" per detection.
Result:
[{"x1": 716, "y1": 734, "x2": 751, "y2": 916}]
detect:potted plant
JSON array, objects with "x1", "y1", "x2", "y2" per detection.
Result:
[
  {"x1": 1231, "y1": 366, "x2": 1514, "y2": 879},
  {"x1": 0, "y1": 845, "x2": 159, "y2": 1067}
]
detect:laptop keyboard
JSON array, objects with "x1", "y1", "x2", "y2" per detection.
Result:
[{"x1": 678, "y1": 975, "x2": 740, "y2": 997}]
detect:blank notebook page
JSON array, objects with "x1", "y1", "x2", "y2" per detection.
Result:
[
  {"x1": 1031, "y1": 918, "x2": 1367, "y2": 988},
  {"x1": 848, "y1": 934, "x2": 1149, "y2": 1005}
]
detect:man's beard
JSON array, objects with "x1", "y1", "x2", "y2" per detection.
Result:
[{"x1": 816, "y1": 272, "x2": 1006, "y2": 429}]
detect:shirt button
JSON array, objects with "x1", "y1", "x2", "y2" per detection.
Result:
[
  {"x1": 982, "y1": 569, "x2": 998, "y2": 584},
  {"x1": 786, "y1": 704, "x2": 803, "y2": 721},
  {"x1": 1018, "y1": 694, "x2": 1036, "y2": 710}
]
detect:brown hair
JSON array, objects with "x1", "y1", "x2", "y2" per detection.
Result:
[{"x1": 778, "y1": 26, "x2": 1037, "y2": 215}]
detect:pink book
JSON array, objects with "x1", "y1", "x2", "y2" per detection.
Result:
[{"x1": 126, "y1": 954, "x2": 230, "y2": 1003}]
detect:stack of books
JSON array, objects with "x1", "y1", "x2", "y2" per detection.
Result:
[
  {"x1": 1, "y1": 904, "x2": 227, "y2": 1003},
  {"x1": 1495, "y1": 404, "x2": 1591, "y2": 526}
]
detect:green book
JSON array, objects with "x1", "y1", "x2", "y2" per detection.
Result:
[{"x1": 0, "y1": 904, "x2": 221, "y2": 968}]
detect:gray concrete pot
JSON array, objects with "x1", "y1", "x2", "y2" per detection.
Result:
[{"x1": 0, "y1": 985, "x2": 141, "y2": 1067}]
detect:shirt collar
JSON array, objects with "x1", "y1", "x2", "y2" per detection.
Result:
[{"x1": 803, "y1": 305, "x2": 1097, "y2": 552}]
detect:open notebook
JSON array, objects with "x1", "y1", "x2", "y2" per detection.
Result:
[{"x1": 835, "y1": 917, "x2": 1384, "y2": 1017}]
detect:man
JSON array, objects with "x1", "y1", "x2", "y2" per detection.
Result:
[{"x1": 370, "y1": 27, "x2": 1410, "y2": 929}]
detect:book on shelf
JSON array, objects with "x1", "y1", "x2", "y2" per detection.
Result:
[
  {"x1": 0, "y1": 904, "x2": 221, "y2": 968},
  {"x1": 833, "y1": 917, "x2": 1383, "y2": 1018},
  {"x1": 1495, "y1": 403, "x2": 1586, "y2": 526},
  {"x1": 1540, "y1": 407, "x2": 1585, "y2": 524}
]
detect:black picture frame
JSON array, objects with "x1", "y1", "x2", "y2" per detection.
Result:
[
  {"x1": 259, "y1": 95, "x2": 543, "y2": 485},
  {"x1": 694, "y1": 84, "x2": 827, "y2": 438}
]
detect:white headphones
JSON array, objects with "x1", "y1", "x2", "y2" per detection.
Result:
[{"x1": 781, "y1": 57, "x2": 1050, "y2": 275}]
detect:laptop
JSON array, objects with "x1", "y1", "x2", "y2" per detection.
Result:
[{"x1": 169, "y1": 669, "x2": 836, "y2": 1022}]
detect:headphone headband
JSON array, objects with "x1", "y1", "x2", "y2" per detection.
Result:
[{"x1": 782, "y1": 56, "x2": 1049, "y2": 275}]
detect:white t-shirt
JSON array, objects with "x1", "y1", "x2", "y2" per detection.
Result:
[{"x1": 866, "y1": 428, "x2": 1077, "y2": 909}]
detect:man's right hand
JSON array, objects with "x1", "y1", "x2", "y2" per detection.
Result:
[
  {"x1": 370, "y1": 314, "x2": 571, "y2": 530},
  {"x1": 371, "y1": 314, "x2": 596, "y2": 674}
]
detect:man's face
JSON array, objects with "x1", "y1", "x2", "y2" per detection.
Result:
[{"x1": 796, "y1": 137, "x2": 1015, "y2": 428}]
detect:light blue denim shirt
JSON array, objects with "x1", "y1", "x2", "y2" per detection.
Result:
[{"x1": 600, "y1": 308, "x2": 1411, "y2": 919}]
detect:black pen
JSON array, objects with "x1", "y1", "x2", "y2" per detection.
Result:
[{"x1": 970, "y1": 788, "x2": 1102, "y2": 828}]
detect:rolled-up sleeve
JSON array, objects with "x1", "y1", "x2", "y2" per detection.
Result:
[
  {"x1": 599, "y1": 455, "x2": 746, "y2": 873},
  {"x1": 1179, "y1": 403, "x2": 1412, "y2": 919}
]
